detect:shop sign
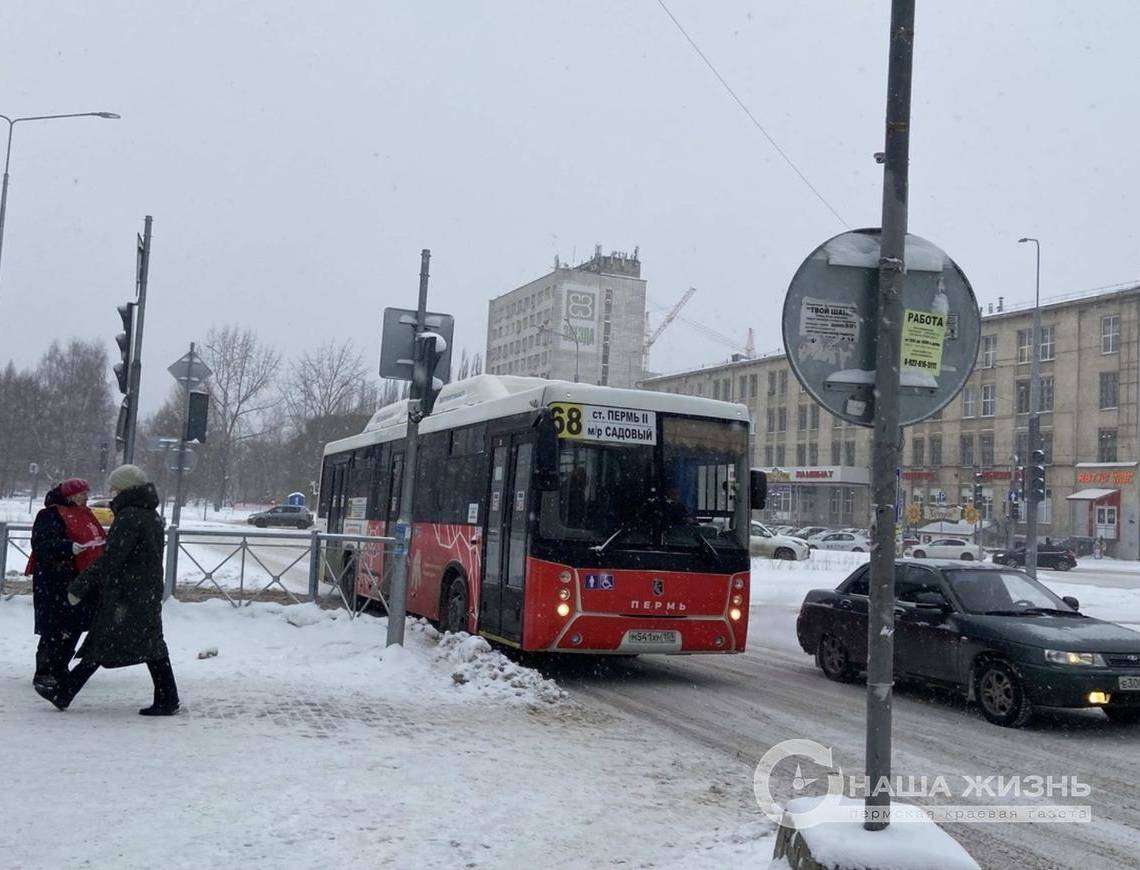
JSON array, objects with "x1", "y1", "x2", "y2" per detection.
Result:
[{"x1": 1077, "y1": 470, "x2": 1135, "y2": 486}]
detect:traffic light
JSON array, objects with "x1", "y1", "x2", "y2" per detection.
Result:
[
  {"x1": 1013, "y1": 465, "x2": 1025, "y2": 499},
  {"x1": 410, "y1": 331, "x2": 448, "y2": 418},
  {"x1": 973, "y1": 472, "x2": 984, "y2": 509},
  {"x1": 186, "y1": 391, "x2": 209, "y2": 443},
  {"x1": 114, "y1": 302, "x2": 136, "y2": 395},
  {"x1": 1010, "y1": 500, "x2": 1020, "y2": 521},
  {"x1": 1029, "y1": 449, "x2": 1047, "y2": 501}
]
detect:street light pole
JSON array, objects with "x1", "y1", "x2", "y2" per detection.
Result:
[
  {"x1": 1019, "y1": 237, "x2": 1042, "y2": 578},
  {"x1": 0, "y1": 111, "x2": 120, "y2": 289}
]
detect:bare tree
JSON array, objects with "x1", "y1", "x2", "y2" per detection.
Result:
[
  {"x1": 32, "y1": 341, "x2": 115, "y2": 482},
  {"x1": 281, "y1": 339, "x2": 367, "y2": 432},
  {"x1": 200, "y1": 326, "x2": 282, "y2": 508},
  {"x1": 472, "y1": 352, "x2": 483, "y2": 376}
]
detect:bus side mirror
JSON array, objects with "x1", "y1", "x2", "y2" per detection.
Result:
[
  {"x1": 535, "y1": 410, "x2": 560, "y2": 491},
  {"x1": 751, "y1": 469, "x2": 767, "y2": 510}
]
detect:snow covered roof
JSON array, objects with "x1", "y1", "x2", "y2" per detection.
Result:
[{"x1": 1067, "y1": 488, "x2": 1117, "y2": 501}]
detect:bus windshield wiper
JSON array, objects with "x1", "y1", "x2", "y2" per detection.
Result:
[
  {"x1": 590, "y1": 526, "x2": 628, "y2": 555},
  {"x1": 678, "y1": 523, "x2": 721, "y2": 564}
]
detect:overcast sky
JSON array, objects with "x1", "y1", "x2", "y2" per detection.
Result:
[{"x1": 2, "y1": 1, "x2": 1137, "y2": 412}]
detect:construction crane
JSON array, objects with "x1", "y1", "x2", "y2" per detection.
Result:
[
  {"x1": 647, "y1": 293, "x2": 756, "y2": 362},
  {"x1": 643, "y1": 287, "x2": 697, "y2": 373}
]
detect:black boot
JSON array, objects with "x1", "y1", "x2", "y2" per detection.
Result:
[
  {"x1": 33, "y1": 680, "x2": 70, "y2": 711},
  {"x1": 140, "y1": 656, "x2": 180, "y2": 716}
]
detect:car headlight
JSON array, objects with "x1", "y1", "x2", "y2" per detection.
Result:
[{"x1": 1044, "y1": 649, "x2": 1106, "y2": 667}]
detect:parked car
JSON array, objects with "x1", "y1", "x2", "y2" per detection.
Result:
[
  {"x1": 793, "y1": 526, "x2": 830, "y2": 541},
  {"x1": 247, "y1": 505, "x2": 314, "y2": 529},
  {"x1": 807, "y1": 530, "x2": 871, "y2": 552},
  {"x1": 750, "y1": 521, "x2": 810, "y2": 560},
  {"x1": 906, "y1": 538, "x2": 984, "y2": 561},
  {"x1": 991, "y1": 545, "x2": 1077, "y2": 572},
  {"x1": 796, "y1": 559, "x2": 1140, "y2": 726},
  {"x1": 88, "y1": 497, "x2": 115, "y2": 528}
]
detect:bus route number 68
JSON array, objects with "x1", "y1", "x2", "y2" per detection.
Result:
[{"x1": 550, "y1": 403, "x2": 584, "y2": 439}]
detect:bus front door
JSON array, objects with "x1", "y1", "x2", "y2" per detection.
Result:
[{"x1": 480, "y1": 437, "x2": 532, "y2": 645}]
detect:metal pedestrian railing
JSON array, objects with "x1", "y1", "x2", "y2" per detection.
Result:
[
  {"x1": 1, "y1": 520, "x2": 394, "y2": 617},
  {"x1": 0, "y1": 522, "x2": 33, "y2": 600}
]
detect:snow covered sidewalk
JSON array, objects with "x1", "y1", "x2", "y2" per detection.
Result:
[{"x1": 0, "y1": 597, "x2": 774, "y2": 869}]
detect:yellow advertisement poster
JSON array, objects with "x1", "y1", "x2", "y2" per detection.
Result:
[{"x1": 900, "y1": 309, "x2": 947, "y2": 376}]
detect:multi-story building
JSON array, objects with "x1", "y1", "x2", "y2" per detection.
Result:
[
  {"x1": 485, "y1": 246, "x2": 647, "y2": 388},
  {"x1": 641, "y1": 282, "x2": 1140, "y2": 558}
]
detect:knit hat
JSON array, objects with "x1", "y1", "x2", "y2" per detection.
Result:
[
  {"x1": 107, "y1": 464, "x2": 148, "y2": 492},
  {"x1": 58, "y1": 478, "x2": 90, "y2": 498}
]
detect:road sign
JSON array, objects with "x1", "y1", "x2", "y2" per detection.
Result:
[
  {"x1": 167, "y1": 448, "x2": 196, "y2": 474},
  {"x1": 905, "y1": 503, "x2": 922, "y2": 525},
  {"x1": 963, "y1": 505, "x2": 979, "y2": 524},
  {"x1": 147, "y1": 435, "x2": 180, "y2": 452},
  {"x1": 379, "y1": 307, "x2": 454, "y2": 382},
  {"x1": 28, "y1": 462, "x2": 38, "y2": 475},
  {"x1": 782, "y1": 229, "x2": 980, "y2": 427},
  {"x1": 167, "y1": 352, "x2": 213, "y2": 390}
]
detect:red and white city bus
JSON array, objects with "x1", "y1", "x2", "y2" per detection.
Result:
[{"x1": 319, "y1": 374, "x2": 760, "y2": 654}]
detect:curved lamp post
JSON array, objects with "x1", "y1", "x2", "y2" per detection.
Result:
[{"x1": 0, "y1": 111, "x2": 120, "y2": 286}]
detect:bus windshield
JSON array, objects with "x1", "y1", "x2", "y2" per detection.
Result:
[{"x1": 537, "y1": 414, "x2": 749, "y2": 553}]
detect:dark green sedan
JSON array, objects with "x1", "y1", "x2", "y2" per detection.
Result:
[{"x1": 796, "y1": 560, "x2": 1140, "y2": 727}]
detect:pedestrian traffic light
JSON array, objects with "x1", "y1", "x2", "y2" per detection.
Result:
[
  {"x1": 410, "y1": 331, "x2": 448, "y2": 418},
  {"x1": 973, "y1": 472, "x2": 984, "y2": 509},
  {"x1": 1010, "y1": 500, "x2": 1020, "y2": 521},
  {"x1": 114, "y1": 302, "x2": 136, "y2": 395},
  {"x1": 1013, "y1": 465, "x2": 1024, "y2": 498},
  {"x1": 1029, "y1": 449, "x2": 1047, "y2": 501}
]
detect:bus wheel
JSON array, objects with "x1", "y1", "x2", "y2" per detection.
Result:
[{"x1": 442, "y1": 575, "x2": 469, "y2": 635}]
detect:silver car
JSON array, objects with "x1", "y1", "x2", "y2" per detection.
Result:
[{"x1": 248, "y1": 505, "x2": 314, "y2": 529}]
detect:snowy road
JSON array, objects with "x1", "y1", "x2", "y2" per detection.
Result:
[{"x1": 556, "y1": 585, "x2": 1140, "y2": 870}]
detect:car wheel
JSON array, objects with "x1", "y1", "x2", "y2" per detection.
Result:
[
  {"x1": 974, "y1": 659, "x2": 1032, "y2": 727},
  {"x1": 774, "y1": 547, "x2": 796, "y2": 561},
  {"x1": 441, "y1": 574, "x2": 469, "y2": 635},
  {"x1": 1055, "y1": 559, "x2": 1072, "y2": 572},
  {"x1": 912, "y1": 550, "x2": 926, "y2": 559},
  {"x1": 817, "y1": 634, "x2": 857, "y2": 682},
  {"x1": 1103, "y1": 706, "x2": 1140, "y2": 724},
  {"x1": 960, "y1": 552, "x2": 974, "y2": 561},
  {"x1": 296, "y1": 520, "x2": 307, "y2": 529},
  {"x1": 851, "y1": 547, "x2": 865, "y2": 553},
  {"x1": 255, "y1": 518, "x2": 267, "y2": 528}
]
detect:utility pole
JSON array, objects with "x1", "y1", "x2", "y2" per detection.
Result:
[
  {"x1": 124, "y1": 215, "x2": 153, "y2": 463},
  {"x1": 1019, "y1": 237, "x2": 1042, "y2": 578},
  {"x1": 865, "y1": 0, "x2": 914, "y2": 832},
  {"x1": 387, "y1": 250, "x2": 432, "y2": 647},
  {"x1": 171, "y1": 342, "x2": 195, "y2": 529}
]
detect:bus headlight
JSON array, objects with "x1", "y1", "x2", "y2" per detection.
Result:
[
  {"x1": 729, "y1": 607, "x2": 742, "y2": 621},
  {"x1": 558, "y1": 588, "x2": 571, "y2": 601},
  {"x1": 731, "y1": 594, "x2": 743, "y2": 607},
  {"x1": 556, "y1": 602, "x2": 571, "y2": 618},
  {"x1": 733, "y1": 577, "x2": 745, "y2": 590},
  {"x1": 558, "y1": 571, "x2": 573, "y2": 584}
]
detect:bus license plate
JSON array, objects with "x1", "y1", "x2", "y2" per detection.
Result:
[
  {"x1": 621, "y1": 630, "x2": 681, "y2": 651},
  {"x1": 1119, "y1": 676, "x2": 1140, "y2": 691}
]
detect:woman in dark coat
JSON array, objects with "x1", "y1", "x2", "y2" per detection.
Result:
[
  {"x1": 37, "y1": 464, "x2": 180, "y2": 716},
  {"x1": 27, "y1": 478, "x2": 104, "y2": 690}
]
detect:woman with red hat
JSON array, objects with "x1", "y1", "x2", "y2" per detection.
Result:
[{"x1": 25, "y1": 478, "x2": 106, "y2": 693}]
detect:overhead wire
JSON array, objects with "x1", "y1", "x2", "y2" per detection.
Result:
[{"x1": 654, "y1": 0, "x2": 851, "y2": 229}]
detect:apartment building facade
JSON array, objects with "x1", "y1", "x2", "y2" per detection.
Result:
[
  {"x1": 485, "y1": 247, "x2": 647, "y2": 388},
  {"x1": 641, "y1": 283, "x2": 1140, "y2": 557}
]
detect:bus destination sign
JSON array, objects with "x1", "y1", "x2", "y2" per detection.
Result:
[{"x1": 550, "y1": 403, "x2": 657, "y2": 445}]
